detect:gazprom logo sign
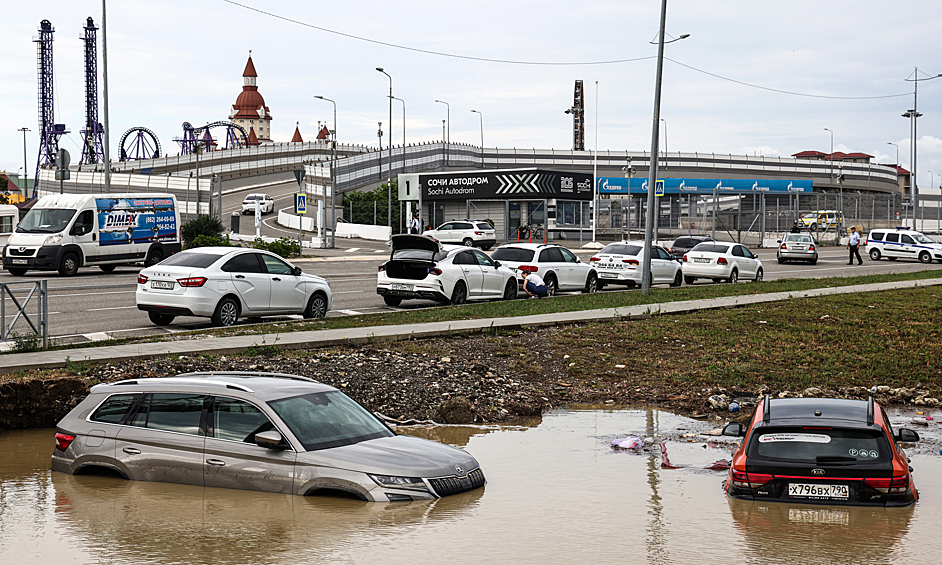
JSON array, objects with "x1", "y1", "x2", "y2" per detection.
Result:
[{"x1": 598, "y1": 178, "x2": 812, "y2": 195}]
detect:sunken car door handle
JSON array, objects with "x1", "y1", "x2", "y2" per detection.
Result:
[
  {"x1": 272, "y1": 277, "x2": 281, "y2": 281},
  {"x1": 235, "y1": 275, "x2": 245, "y2": 279},
  {"x1": 206, "y1": 459, "x2": 226, "y2": 467},
  {"x1": 122, "y1": 447, "x2": 141, "y2": 455}
]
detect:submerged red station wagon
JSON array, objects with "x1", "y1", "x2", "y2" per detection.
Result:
[{"x1": 723, "y1": 397, "x2": 919, "y2": 507}]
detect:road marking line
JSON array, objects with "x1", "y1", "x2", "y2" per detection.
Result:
[
  {"x1": 87, "y1": 306, "x2": 138, "y2": 311},
  {"x1": 82, "y1": 332, "x2": 112, "y2": 341},
  {"x1": 345, "y1": 248, "x2": 361, "y2": 253},
  {"x1": 337, "y1": 309, "x2": 363, "y2": 315},
  {"x1": 374, "y1": 249, "x2": 386, "y2": 253}
]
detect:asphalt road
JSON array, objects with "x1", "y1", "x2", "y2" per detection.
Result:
[{"x1": 1, "y1": 243, "x2": 937, "y2": 346}]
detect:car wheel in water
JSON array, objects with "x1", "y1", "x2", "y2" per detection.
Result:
[
  {"x1": 383, "y1": 295, "x2": 403, "y2": 307},
  {"x1": 58, "y1": 253, "x2": 80, "y2": 276},
  {"x1": 451, "y1": 282, "x2": 468, "y2": 305},
  {"x1": 503, "y1": 278, "x2": 518, "y2": 300},
  {"x1": 919, "y1": 251, "x2": 931, "y2": 264},
  {"x1": 754, "y1": 268, "x2": 763, "y2": 282},
  {"x1": 727, "y1": 269, "x2": 738, "y2": 284},
  {"x1": 670, "y1": 270, "x2": 682, "y2": 287},
  {"x1": 869, "y1": 248, "x2": 881, "y2": 261},
  {"x1": 7, "y1": 267, "x2": 27, "y2": 276},
  {"x1": 148, "y1": 312, "x2": 175, "y2": 326},
  {"x1": 462, "y1": 238, "x2": 474, "y2": 247},
  {"x1": 545, "y1": 275, "x2": 558, "y2": 296},
  {"x1": 99, "y1": 264, "x2": 116, "y2": 273},
  {"x1": 211, "y1": 297, "x2": 240, "y2": 327},
  {"x1": 684, "y1": 276, "x2": 695, "y2": 285},
  {"x1": 145, "y1": 248, "x2": 164, "y2": 268},
  {"x1": 304, "y1": 293, "x2": 328, "y2": 318},
  {"x1": 583, "y1": 273, "x2": 598, "y2": 293}
]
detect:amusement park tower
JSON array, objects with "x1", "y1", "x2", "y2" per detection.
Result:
[{"x1": 229, "y1": 53, "x2": 272, "y2": 145}]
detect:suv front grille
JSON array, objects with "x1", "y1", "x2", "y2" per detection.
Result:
[{"x1": 429, "y1": 468, "x2": 485, "y2": 497}]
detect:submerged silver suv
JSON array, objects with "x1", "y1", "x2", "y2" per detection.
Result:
[{"x1": 51, "y1": 372, "x2": 485, "y2": 502}]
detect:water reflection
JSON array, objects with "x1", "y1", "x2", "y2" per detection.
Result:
[
  {"x1": 51, "y1": 472, "x2": 482, "y2": 564},
  {"x1": 728, "y1": 497, "x2": 914, "y2": 565}
]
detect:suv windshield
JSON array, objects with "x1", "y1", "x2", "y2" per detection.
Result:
[
  {"x1": 16, "y1": 208, "x2": 77, "y2": 234},
  {"x1": 491, "y1": 247, "x2": 535, "y2": 262},
  {"x1": 750, "y1": 427, "x2": 888, "y2": 463},
  {"x1": 268, "y1": 391, "x2": 394, "y2": 451}
]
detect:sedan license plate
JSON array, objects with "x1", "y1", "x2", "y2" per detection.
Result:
[
  {"x1": 793, "y1": 246, "x2": 806, "y2": 251},
  {"x1": 391, "y1": 283, "x2": 413, "y2": 291},
  {"x1": 694, "y1": 258, "x2": 710, "y2": 263},
  {"x1": 788, "y1": 483, "x2": 848, "y2": 499},
  {"x1": 10, "y1": 259, "x2": 27, "y2": 265},
  {"x1": 600, "y1": 272, "x2": 617, "y2": 278},
  {"x1": 150, "y1": 280, "x2": 175, "y2": 290}
]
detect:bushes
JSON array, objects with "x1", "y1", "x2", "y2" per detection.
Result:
[
  {"x1": 182, "y1": 215, "x2": 224, "y2": 248},
  {"x1": 251, "y1": 237, "x2": 300, "y2": 258},
  {"x1": 189, "y1": 234, "x2": 234, "y2": 249}
]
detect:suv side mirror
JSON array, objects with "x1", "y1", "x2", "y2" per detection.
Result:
[
  {"x1": 897, "y1": 428, "x2": 920, "y2": 443},
  {"x1": 255, "y1": 430, "x2": 286, "y2": 450},
  {"x1": 722, "y1": 422, "x2": 745, "y2": 437}
]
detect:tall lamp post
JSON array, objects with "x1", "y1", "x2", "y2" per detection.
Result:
[
  {"x1": 376, "y1": 68, "x2": 393, "y2": 229},
  {"x1": 470, "y1": 110, "x2": 484, "y2": 168},
  {"x1": 904, "y1": 69, "x2": 942, "y2": 226},
  {"x1": 641, "y1": 1, "x2": 688, "y2": 295},
  {"x1": 824, "y1": 127, "x2": 834, "y2": 181},
  {"x1": 314, "y1": 95, "x2": 337, "y2": 248},
  {"x1": 101, "y1": 0, "x2": 111, "y2": 193},
  {"x1": 660, "y1": 118, "x2": 668, "y2": 169},
  {"x1": 18, "y1": 127, "x2": 30, "y2": 195},
  {"x1": 391, "y1": 95, "x2": 406, "y2": 233},
  {"x1": 435, "y1": 99, "x2": 449, "y2": 166}
]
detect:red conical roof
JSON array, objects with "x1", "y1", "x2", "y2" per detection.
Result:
[
  {"x1": 243, "y1": 55, "x2": 257, "y2": 78},
  {"x1": 247, "y1": 127, "x2": 260, "y2": 146},
  {"x1": 316, "y1": 125, "x2": 330, "y2": 140},
  {"x1": 291, "y1": 123, "x2": 303, "y2": 143}
]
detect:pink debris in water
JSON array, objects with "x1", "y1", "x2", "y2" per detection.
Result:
[
  {"x1": 927, "y1": 416, "x2": 934, "y2": 421},
  {"x1": 659, "y1": 441, "x2": 681, "y2": 469},
  {"x1": 704, "y1": 460, "x2": 731, "y2": 471}
]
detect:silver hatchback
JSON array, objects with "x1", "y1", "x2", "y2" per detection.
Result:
[{"x1": 51, "y1": 372, "x2": 485, "y2": 502}]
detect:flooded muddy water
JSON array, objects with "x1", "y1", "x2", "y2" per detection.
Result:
[{"x1": 2, "y1": 407, "x2": 941, "y2": 564}]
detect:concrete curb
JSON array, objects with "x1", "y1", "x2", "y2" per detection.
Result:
[{"x1": 2, "y1": 277, "x2": 940, "y2": 374}]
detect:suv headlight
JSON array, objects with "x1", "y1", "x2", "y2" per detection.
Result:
[
  {"x1": 43, "y1": 233, "x2": 64, "y2": 245},
  {"x1": 368, "y1": 474, "x2": 428, "y2": 491}
]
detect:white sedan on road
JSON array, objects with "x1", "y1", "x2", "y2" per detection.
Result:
[
  {"x1": 489, "y1": 243, "x2": 598, "y2": 295},
  {"x1": 137, "y1": 247, "x2": 331, "y2": 326},
  {"x1": 241, "y1": 194, "x2": 275, "y2": 215},
  {"x1": 377, "y1": 235, "x2": 518, "y2": 306},
  {"x1": 589, "y1": 242, "x2": 682, "y2": 289},
  {"x1": 681, "y1": 241, "x2": 764, "y2": 284}
]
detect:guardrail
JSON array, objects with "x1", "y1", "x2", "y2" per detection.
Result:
[{"x1": 1, "y1": 281, "x2": 48, "y2": 349}]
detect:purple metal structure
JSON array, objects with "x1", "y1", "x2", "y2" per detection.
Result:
[
  {"x1": 175, "y1": 121, "x2": 248, "y2": 155},
  {"x1": 118, "y1": 126, "x2": 161, "y2": 161},
  {"x1": 34, "y1": 19, "x2": 69, "y2": 191},
  {"x1": 80, "y1": 17, "x2": 105, "y2": 166}
]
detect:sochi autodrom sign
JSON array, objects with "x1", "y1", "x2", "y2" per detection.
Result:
[{"x1": 419, "y1": 169, "x2": 594, "y2": 201}]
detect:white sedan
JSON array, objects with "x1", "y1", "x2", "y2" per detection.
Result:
[
  {"x1": 377, "y1": 235, "x2": 518, "y2": 306},
  {"x1": 241, "y1": 194, "x2": 275, "y2": 215},
  {"x1": 136, "y1": 247, "x2": 331, "y2": 326},
  {"x1": 589, "y1": 242, "x2": 682, "y2": 289},
  {"x1": 681, "y1": 241, "x2": 764, "y2": 284}
]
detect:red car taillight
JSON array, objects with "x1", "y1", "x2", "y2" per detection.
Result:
[
  {"x1": 590, "y1": 257, "x2": 600, "y2": 262},
  {"x1": 809, "y1": 244, "x2": 815, "y2": 251},
  {"x1": 717, "y1": 257, "x2": 728, "y2": 265},
  {"x1": 780, "y1": 243, "x2": 787, "y2": 250},
  {"x1": 623, "y1": 259, "x2": 639, "y2": 265},
  {"x1": 682, "y1": 254, "x2": 688, "y2": 262},
  {"x1": 176, "y1": 277, "x2": 207, "y2": 287},
  {"x1": 475, "y1": 231, "x2": 484, "y2": 235},
  {"x1": 430, "y1": 267, "x2": 443, "y2": 276},
  {"x1": 731, "y1": 470, "x2": 774, "y2": 489},
  {"x1": 378, "y1": 264, "x2": 385, "y2": 272},
  {"x1": 55, "y1": 432, "x2": 76, "y2": 451},
  {"x1": 865, "y1": 475, "x2": 910, "y2": 494},
  {"x1": 519, "y1": 265, "x2": 538, "y2": 273},
  {"x1": 137, "y1": 274, "x2": 148, "y2": 285}
]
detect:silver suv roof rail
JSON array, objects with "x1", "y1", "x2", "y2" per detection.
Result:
[
  {"x1": 175, "y1": 371, "x2": 322, "y2": 384},
  {"x1": 109, "y1": 377, "x2": 255, "y2": 393}
]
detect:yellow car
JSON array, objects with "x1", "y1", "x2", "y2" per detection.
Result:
[{"x1": 797, "y1": 210, "x2": 844, "y2": 233}]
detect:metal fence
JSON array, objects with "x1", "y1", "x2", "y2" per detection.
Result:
[
  {"x1": 1, "y1": 281, "x2": 48, "y2": 349},
  {"x1": 594, "y1": 192, "x2": 942, "y2": 247}
]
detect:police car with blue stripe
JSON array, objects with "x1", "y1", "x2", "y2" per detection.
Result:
[{"x1": 866, "y1": 227, "x2": 942, "y2": 264}]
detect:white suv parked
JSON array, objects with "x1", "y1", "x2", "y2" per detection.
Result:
[
  {"x1": 490, "y1": 243, "x2": 597, "y2": 295},
  {"x1": 866, "y1": 228, "x2": 942, "y2": 263},
  {"x1": 422, "y1": 220, "x2": 496, "y2": 250}
]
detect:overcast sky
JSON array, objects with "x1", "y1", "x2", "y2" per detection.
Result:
[{"x1": 4, "y1": 1, "x2": 942, "y2": 189}]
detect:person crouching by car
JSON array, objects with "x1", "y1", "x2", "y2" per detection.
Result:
[{"x1": 523, "y1": 271, "x2": 548, "y2": 298}]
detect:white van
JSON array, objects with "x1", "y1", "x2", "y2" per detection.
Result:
[
  {"x1": 0, "y1": 204, "x2": 20, "y2": 247},
  {"x1": 3, "y1": 193, "x2": 181, "y2": 276}
]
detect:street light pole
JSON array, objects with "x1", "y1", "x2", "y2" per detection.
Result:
[
  {"x1": 641, "y1": 2, "x2": 688, "y2": 295},
  {"x1": 660, "y1": 118, "x2": 668, "y2": 169},
  {"x1": 824, "y1": 127, "x2": 833, "y2": 182},
  {"x1": 18, "y1": 127, "x2": 30, "y2": 195},
  {"x1": 376, "y1": 68, "x2": 393, "y2": 229},
  {"x1": 435, "y1": 99, "x2": 449, "y2": 166},
  {"x1": 314, "y1": 95, "x2": 337, "y2": 248},
  {"x1": 101, "y1": 0, "x2": 111, "y2": 193},
  {"x1": 470, "y1": 110, "x2": 483, "y2": 168}
]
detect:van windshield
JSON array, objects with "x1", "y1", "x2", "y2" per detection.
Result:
[{"x1": 16, "y1": 208, "x2": 77, "y2": 234}]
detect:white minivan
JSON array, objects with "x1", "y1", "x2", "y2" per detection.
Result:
[{"x1": 3, "y1": 193, "x2": 181, "y2": 276}]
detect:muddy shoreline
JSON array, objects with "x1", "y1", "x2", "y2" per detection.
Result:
[{"x1": 1, "y1": 325, "x2": 938, "y2": 431}]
